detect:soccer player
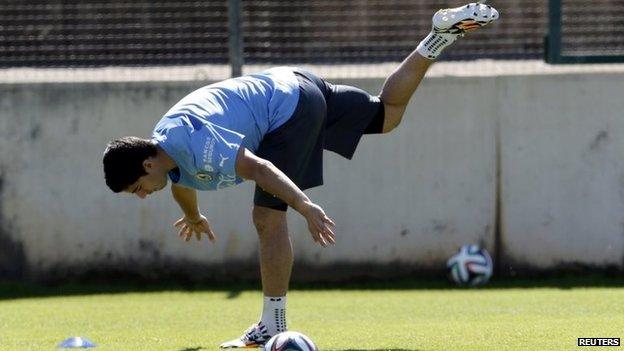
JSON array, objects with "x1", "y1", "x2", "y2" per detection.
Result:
[{"x1": 103, "y1": 3, "x2": 498, "y2": 348}]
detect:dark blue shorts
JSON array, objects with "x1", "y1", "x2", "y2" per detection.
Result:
[{"x1": 253, "y1": 69, "x2": 385, "y2": 211}]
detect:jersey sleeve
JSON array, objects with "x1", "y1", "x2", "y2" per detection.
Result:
[{"x1": 189, "y1": 119, "x2": 244, "y2": 177}]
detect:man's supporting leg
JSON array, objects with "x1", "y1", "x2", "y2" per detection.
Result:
[
  {"x1": 220, "y1": 206, "x2": 292, "y2": 348},
  {"x1": 254, "y1": 205, "x2": 291, "y2": 334},
  {"x1": 253, "y1": 206, "x2": 293, "y2": 298}
]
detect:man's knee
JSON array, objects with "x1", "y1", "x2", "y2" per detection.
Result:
[
  {"x1": 382, "y1": 118, "x2": 401, "y2": 133},
  {"x1": 381, "y1": 103, "x2": 406, "y2": 133},
  {"x1": 252, "y1": 206, "x2": 287, "y2": 236}
]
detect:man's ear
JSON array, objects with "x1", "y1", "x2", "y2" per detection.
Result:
[{"x1": 143, "y1": 158, "x2": 154, "y2": 172}]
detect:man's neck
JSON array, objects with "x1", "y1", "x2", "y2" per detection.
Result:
[{"x1": 156, "y1": 145, "x2": 178, "y2": 172}]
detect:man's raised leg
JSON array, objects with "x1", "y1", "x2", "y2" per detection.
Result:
[
  {"x1": 379, "y1": 2, "x2": 499, "y2": 133},
  {"x1": 379, "y1": 53, "x2": 433, "y2": 133}
]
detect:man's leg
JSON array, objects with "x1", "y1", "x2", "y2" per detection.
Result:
[
  {"x1": 253, "y1": 206, "x2": 293, "y2": 298},
  {"x1": 379, "y1": 2, "x2": 499, "y2": 133},
  {"x1": 220, "y1": 67, "x2": 329, "y2": 349},
  {"x1": 379, "y1": 53, "x2": 433, "y2": 133},
  {"x1": 220, "y1": 206, "x2": 292, "y2": 348}
]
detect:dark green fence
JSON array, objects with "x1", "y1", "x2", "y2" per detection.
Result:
[
  {"x1": 0, "y1": 0, "x2": 545, "y2": 69},
  {"x1": 2, "y1": 0, "x2": 623, "y2": 68},
  {"x1": 545, "y1": 0, "x2": 624, "y2": 64}
]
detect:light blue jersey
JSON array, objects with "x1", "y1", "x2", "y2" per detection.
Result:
[{"x1": 152, "y1": 67, "x2": 300, "y2": 190}]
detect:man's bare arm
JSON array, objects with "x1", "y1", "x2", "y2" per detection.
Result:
[
  {"x1": 171, "y1": 184, "x2": 201, "y2": 220},
  {"x1": 235, "y1": 147, "x2": 335, "y2": 246},
  {"x1": 171, "y1": 184, "x2": 216, "y2": 242}
]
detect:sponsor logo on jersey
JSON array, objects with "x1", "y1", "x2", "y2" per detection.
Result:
[
  {"x1": 219, "y1": 154, "x2": 229, "y2": 168},
  {"x1": 195, "y1": 172, "x2": 213, "y2": 181},
  {"x1": 202, "y1": 137, "x2": 216, "y2": 171}
]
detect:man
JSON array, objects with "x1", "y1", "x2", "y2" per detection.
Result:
[{"x1": 103, "y1": 3, "x2": 498, "y2": 348}]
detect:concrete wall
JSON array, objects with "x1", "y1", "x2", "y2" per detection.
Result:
[
  {"x1": 499, "y1": 74, "x2": 624, "y2": 270},
  {"x1": 0, "y1": 69, "x2": 622, "y2": 280}
]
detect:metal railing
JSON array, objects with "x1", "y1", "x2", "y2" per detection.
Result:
[
  {"x1": 1, "y1": 0, "x2": 622, "y2": 70},
  {"x1": 545, "y1": 0, "x2": 624, "y2": 64}
]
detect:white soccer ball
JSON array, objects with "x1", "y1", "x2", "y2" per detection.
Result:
[
  {"x1": 264, "y1": 331, "x2": 319, "y2": 351},
  {"x1": 446, "y1": 244, "x2": 493, "y2": 287}
]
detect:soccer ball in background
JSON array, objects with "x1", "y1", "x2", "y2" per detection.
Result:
[
  {"x1": 264, "y1": 331, "x2": 319, "y2": 351},
  {"x1": 446, "y1": 244, "x2": 493, "y2": 287}
]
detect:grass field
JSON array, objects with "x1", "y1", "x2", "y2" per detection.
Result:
[{"x1": 1, "y1": 277, "x2": 623, "y2": 351}]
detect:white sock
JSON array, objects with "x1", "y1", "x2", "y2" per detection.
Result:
[
  {"x1": 260, "y1": 296, "x2": 287, "y2": 335},
  {"x1": 416, "y1": 31, "x2": 459, "y2": 60}
]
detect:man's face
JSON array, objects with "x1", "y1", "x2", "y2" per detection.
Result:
[{"x1": 125, "y1": 161, "x2": 168, "y2": 199}]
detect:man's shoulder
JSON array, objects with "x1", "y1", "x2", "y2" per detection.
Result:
[
  {"x1": 153, "y1": 114, "x2": 187, "y2": 136},
  {"x1": 152, "y1": 116, "x2": 196, "y2": 158}
]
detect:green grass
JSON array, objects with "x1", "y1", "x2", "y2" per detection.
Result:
[{"x1": 1, "y1": 278, "x2": 623, "y2": 350}]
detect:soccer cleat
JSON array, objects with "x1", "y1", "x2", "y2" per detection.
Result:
[
  {"x1": 417, "y1": 3, "x2": 500, "y2": 59},
  {"x1": 433, "y1": 3, "x2": 499, "y2": 35},
  {"x1": 220, "y1": 322, "x2": 273, "y2": 348}
]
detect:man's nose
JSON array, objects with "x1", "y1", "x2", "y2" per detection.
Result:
[{"x1": 136, "y1": 190, "x2": 147, "y2": 199}]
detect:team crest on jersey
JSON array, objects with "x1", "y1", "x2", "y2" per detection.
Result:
[{"x1": 195, "y1": 172, "x2": 213, "y2": 181}]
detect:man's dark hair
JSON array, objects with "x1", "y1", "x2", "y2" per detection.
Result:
[{"x1": 103, "y1": 136, "x2": 158, "y2": 192}]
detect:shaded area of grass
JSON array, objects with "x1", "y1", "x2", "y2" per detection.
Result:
[
  {"x1": 1, "y1": 281, "x2": 622, "y2": 350},
  {"x1": 1, "y1": 274, "x2": 623, "y2": 301}
]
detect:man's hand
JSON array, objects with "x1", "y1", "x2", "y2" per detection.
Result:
[
  {"x1": 235, "y1": 147, "x2": 337, "y2": 247},
  {"x1": 299, "y1": 201, "x2": 336, "y2": 247},
  {"x1": 173, "y1": 214, "x2": 216, "y2": 243}
]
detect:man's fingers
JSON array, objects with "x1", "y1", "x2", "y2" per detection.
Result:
[
  {"x1": 184, "y1": 229, "x2": 192, "y2": 241},
  {"x1": 308, "y1": 225, "x2": 321, "y2": 245},
  {"x1": 322, "y1": 231, "x2": 335, "y2": 245},
  {"x1": 319, "y1": 234, "x2": 327, "y2": 247},
  {"x1": 314, "y1": 227, "x2": 328, "y2": 247},
  {"x1": 311, "y1": 233, "x2": 320, "y2": 245},
  {"x1": 318, "y1": 220, "x2": 335, "y2": 245},
  {"x1": 324, "y1": 215, "x2": 336, "y2": 227},
  {"x1": 325, "y1": 231, "x2": 336, "y2": 244},
  {"x1": 178, "y1": 223, "x2": 217, "y2": 243},
  {"x1": 180, "y1": 226, "x2": 193, "y2": 241},
  {"x1": 205, "y1": 226, "x2": 217, "y2": 242},
  {"x1": 323, "y1": 223, "x2": 335, "y2": 237},
  {"x1": 313, "y1": 231, "x2": 325, "y2": 247},
  {"x1": 173, "y1": 216, "x2": 218, "y2": 244},
  {"x1": 311, "y1": 222, "x2": 335, "y2": 247}
]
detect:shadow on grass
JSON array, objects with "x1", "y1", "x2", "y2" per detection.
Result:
[
  {"x1": 0, "y1": 273, "x2": 623, "y2": 301},
  {"x1": 171, "y1": 348, "x2": 426, "y2": 351},
  {"x1": 174, "y1": 346, "x2": 425, "y2": 351}
]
